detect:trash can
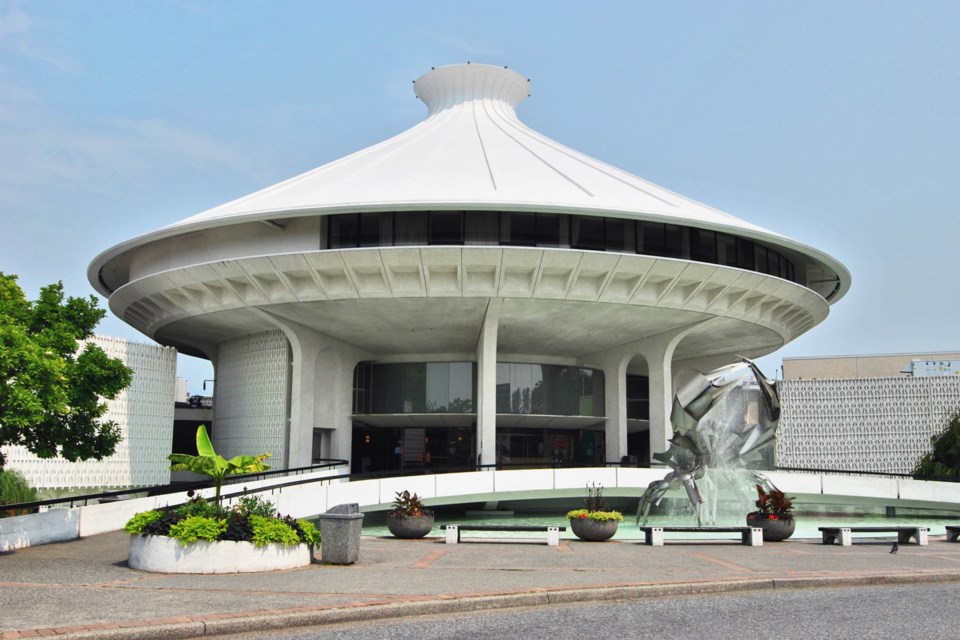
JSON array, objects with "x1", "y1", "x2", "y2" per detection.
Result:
[{"x1": 316, "y1": 503, "x2": 364, "y2": 564}]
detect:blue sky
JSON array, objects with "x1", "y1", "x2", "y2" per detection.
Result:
[{"x1": 1, "y1": 1, "x2": 958, "y2": 392}]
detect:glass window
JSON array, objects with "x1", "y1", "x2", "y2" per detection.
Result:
[
  {"x1": 690, "y1": 228, "x2": 717, "y2": 263},
  {"x1": 605, "y1": 218, "x2": 635, "y2": 252},
  {"x1": 736, "y1": 238, "x2": 755, "y2": 270},
  {"x1": 640, "y1": 222, "x2": 684, "y2": 258},
  {"x1": 536, "y1": 213, "x2": 562, "y2": 247},
  {"x1": 500, "y1": 212, "x2": 536, "y2": 246},
  {"x1": 496, "y1": 363, "x2": 604, "y2": 417},
  {"x1": 571, "y1": 216, "x2": 604, "y2": 251},
  {"x1": 626, "y1": 375, "x2": 649, "y2": 420},
  {"x1": 756, "y1": 245, "x2": 769, "y2": 274},
  {"x1": 465, "y1": 212, "x2": 499, "y2": 245},
  {"x1": 717, "y1": 233, "x2": 737, "y2": 267},
  {"x1": 359, "y1": 212, "x2": 382, "y2": 247},
  {"x1": 354, "y1": 362, "x2": 475, "y2": 414},
  {"x1": 429, "y1": 212, "x2": 463, "y2": 245},
  {"x1": 328, "y1": 214, "x2": 358, "y2": 249},
  {"x1": 395, "y1": 211, "x2": 428, "y2": 245}
]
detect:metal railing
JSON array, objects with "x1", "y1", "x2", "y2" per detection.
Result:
[{"x1": 0, "y1": 459, "x2": 349, "y2": 515}]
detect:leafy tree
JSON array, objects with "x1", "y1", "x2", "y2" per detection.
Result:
[
  {"x1": 913, "y1": 409, "x2": 960, "y2": 481},
  {"x1": 0, "y1": 273, "x2": 133, "y2": 469},
  {"x1": 168, "y1": 425, "x2": 271, "y2": 502}
]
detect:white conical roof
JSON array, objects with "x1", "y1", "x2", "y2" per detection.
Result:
[
  {"x1": 90, "y1": 63, "x2": 849, "y2": 302},
  {"x1": 164, "y1": 63, "x2": 775, "y2": 235}
]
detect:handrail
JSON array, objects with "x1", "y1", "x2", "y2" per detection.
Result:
[{"x1": 0, "y1": 459, "x2": 349, "y2": 513}]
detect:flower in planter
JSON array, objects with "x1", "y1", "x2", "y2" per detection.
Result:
[
  {"x1": 747, "y1": 484, "x2": 795, "y2": 521},
  {"x1": 390, "y1": 490, "x2": 432, "y2": 518}
]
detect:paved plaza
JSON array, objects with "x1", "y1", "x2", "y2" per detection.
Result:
[{"x1": 2, "y1": 530, "x2": 959, "y2": 639}]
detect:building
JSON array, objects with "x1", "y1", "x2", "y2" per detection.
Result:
[
  {"x1": 2, "y1": 336, "x2": 177, "y2": 491},
  {"x1": 778, "y1": 352, "x2": 960, "y2": 474},
  {"x1": 88, "y1": 63, "x2": 849, "y2": 473}
]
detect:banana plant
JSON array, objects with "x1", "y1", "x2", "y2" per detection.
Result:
[{"x1": 168, "y1": 425, "x2": 271, "y2": 503}]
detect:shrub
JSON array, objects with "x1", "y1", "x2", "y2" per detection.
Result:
[
  {"x1": 293, "y1": 518, "x2": 322, "y2": 546},
  {"x1": 177, "y1": 496, "x2": 227, "y2": 520},
  {"x1": 249, "y1": 515, "x2": 300, "y2": 547},
  {"x1": 0, "y1": 469, "x2": 38, "y2": 517},
  {"x1": 235, "y1": 494, "x2": 276, "y2": 517},
  {"x1": 124, "y1": 510, "x2": 164, "y2": 534},
  {"x1": 168, "y1": 515, "x2": 227, "y2": 545}
]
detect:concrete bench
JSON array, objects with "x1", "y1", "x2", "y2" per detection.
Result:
[
  {"x1": 945, "y1": 525, "x2": 959, "y2": 542},
  {"x1": 638, "y1": 526, "x2": 763, "y2": 546},
  {"x1": 818, "y1": 526, "x2": 929, "y2": 546},
  {"x1": 441, "y1": 524, "x2": 565, "y2": 546}
]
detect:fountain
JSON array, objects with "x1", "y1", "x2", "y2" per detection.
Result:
[{"x1": 636, "y1": 358, "x2": 782, "y2": 527}]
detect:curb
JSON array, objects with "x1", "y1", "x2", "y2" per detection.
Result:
[{"x1": 5, "y1": 571, "x2": 960, "y2": 640}]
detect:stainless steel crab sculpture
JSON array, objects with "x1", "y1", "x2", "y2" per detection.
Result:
[{"x1": 636, "y1": 358, "x2": 781, "y2": 527}]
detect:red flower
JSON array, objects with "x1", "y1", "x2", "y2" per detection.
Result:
[
  {"x1": 579, "y1": 513, "x2": 588, "y2": 519},
  {"x1": 768, "y1": 514, "x2": 778, "y2": 520}
]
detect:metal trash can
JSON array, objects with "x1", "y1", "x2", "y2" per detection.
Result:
[{"x1": 316, "y1": 503, "x2": 364, "y2": 564}]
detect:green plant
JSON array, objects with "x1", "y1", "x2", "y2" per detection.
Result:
[
  {"x1": 913, "y1": 410, "x2": 960, "y2": 481},
  {"x1": 168, "y1": 515, "x2": 227, "y2": 545},
  {"x1": 0, "y1": 469, "x2": 38, "y2": 516},
  {"x1": 390, "y1": 490, "x2": 431, "y2": 518},
  {"x1": 235, "y1": 494, "x2": 276, "y2": 517},
  {"x1": 295, "y1": 519, "x2": 322, "y2": 546},
  {"x1": 748, "y1": 484, "x2": 794, "y2": 521},
  {"x1": 176, "y1": 495, "x2": 227, "y2": 520},
  {"x1": 0, "y1": 274, "x2": 133, "y2": 470},
  {"x1": 249, "y1": 515, "x2": 300, "y2": 547},
  {"x1": 567, "y1": 482, "x2": 622, "y2": 521},
  {"x1": 565, "y1": 509, "x2": 624, "y2": 522},
  {"x1": 168, "y1": 425, "x2": 271, "y2": 502},
  {"x1": 123, "y1": 510, "x2": 164, "y2": 534}
]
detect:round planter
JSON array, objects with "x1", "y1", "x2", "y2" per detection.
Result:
[
  {"x1": 386, "y1": 513, "x2": 435, "y2": 539},
  {"x1": 746, "y1": 515, "x2": 796, "y2": 542},
  {"x1": 128, "y1": 535, "x2": 312, "y2": 574},
  {"x1": 569, "y1": 517, "x2": 619, "y2": 541}
]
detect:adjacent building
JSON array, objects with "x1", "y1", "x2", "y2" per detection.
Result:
[
  {"x1": 778, "y1": 352, "x2": 960, "y2": 474},
  {"x1": 3, "y1": 336, "x2": 177, "y2": 491},
  {"x1": 88, "y1": 63, "x2": 850, "y2": 473}
]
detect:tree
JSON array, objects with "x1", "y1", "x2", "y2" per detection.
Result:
[
  {"x1": 168, "y1": 425, "x2": 271, "y2": 502},
  {"x1": 913, "y1": 409, "x2": 960, "y2": 481},
  {"x1": 0, "y1": 273, "x2": 133, "y2": 469}
]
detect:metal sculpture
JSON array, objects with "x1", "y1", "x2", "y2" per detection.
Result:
[{"x1": 636, "y1": 358, "x2": 781, "y2": 527}]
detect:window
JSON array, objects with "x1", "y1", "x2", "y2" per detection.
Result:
[
  {"x1": 571, "y1": 215, "x2": 604, "y2": 251},
  {"x1": 500, "y1": 212, "x2": 536, "y2": 245},
  {"x1": 640, "y1": 222, "x2": 685, "y2": 259},
  {"x1": 605, "y1": 218, "x2": 635, "y2": 252},
  {"x1": 429, "y1": 212, "x2": 463, "y2": 245},
  {"x1": 328, "y1": 214, "x2": 359, "y2": 248},
  {"x1": 689, "y1": 228, "x2": 717, "y2": 263}
]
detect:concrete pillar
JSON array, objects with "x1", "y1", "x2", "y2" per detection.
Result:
[
  {"x1": 475, "y1": 299, "x2": 501, "y2": 468},
  {"x1": 254, "y1": 310, "x2": 369, "y2": 469},
  {"x1": 599, "y1": 352, "x2": 629, "y2": 464}
]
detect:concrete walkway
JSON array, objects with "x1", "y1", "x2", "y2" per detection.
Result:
[{"x1": 2, "y1": 531, "x2": 959, "y2": 639}]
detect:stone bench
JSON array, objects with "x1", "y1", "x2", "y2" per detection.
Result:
[
  {"x1": 818, "y1": 526, "x2": 929, "y2": 546},
  {"x1": 638, "y1": 526, "x2": 763, "y2": 546},
  {"x1": 441, "y1": 524, "x2": 565, "y2": 546},
  {"x1": 945, "y1": 525, "x2": 959, "y2": 542}
]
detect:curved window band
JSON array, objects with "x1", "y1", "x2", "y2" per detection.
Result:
[{"x1": 328, "y1": 211, "x2": 796, "y2": 283}]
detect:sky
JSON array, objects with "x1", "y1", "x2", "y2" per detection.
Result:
[{"x1": 1, "y1": 1, "x2": 958, "y2": 393}]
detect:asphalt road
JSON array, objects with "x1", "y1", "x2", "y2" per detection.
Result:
[{"x1": 230, "y1": 582, "x2": 959, "y2": 640}]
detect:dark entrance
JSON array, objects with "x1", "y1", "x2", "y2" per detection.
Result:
[{"x1": 351, "y1": 424, "x2": 475, "y2": 474}]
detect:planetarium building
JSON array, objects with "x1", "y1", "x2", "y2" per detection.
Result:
[{"x1": 89, "y1": 63, "x2": 850, "y2": 474}]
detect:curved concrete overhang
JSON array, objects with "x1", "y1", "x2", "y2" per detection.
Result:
[
  {"x1": 88, "y1": 63, "x2": 850, "y2": 308},
  {"x1": 108, "y1": 245, "x2": 828, "y2": 361}
]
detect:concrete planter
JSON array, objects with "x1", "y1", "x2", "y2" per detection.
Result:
[
  {"x1": 386, "y1": 514, "x2": 435, "y2": 539},
  {"x1": 746, "y1": 515, "x2": 796, "y2": 542},
  {"x1": 128, "y1": 535, "x2": 312, "y2": 574},
  {"x1": 569, "y1": 517, "x2": 619, "y2": 541}
]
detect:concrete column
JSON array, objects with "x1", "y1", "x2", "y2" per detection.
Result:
[
  {"x1": 599, "y1": 352, "x2": 629, "y2": 464},
  {"x1": 254, "y1": 310, "x2": 370, "y2": 469},
  {"x1": 475, "y1": 299, "x2": 501, "y2": 468}
]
